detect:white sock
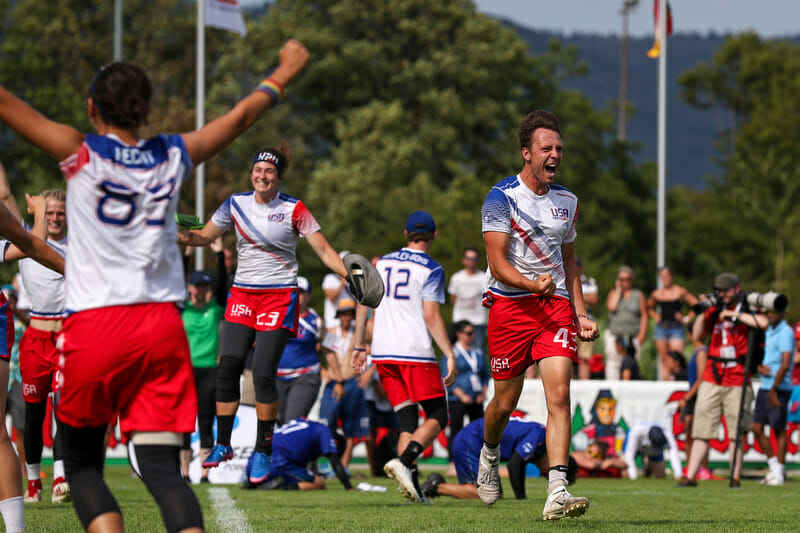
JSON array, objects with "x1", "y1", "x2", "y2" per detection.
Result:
[
  {"x1": 0, "y1": 496, "x2": 26, "y2": 532},
  {"x1": 767, "y1": 456, "x2": 778, "y2": 469},
  {"x1": 25, "y1": 463, "x2": 41, "y2": 481},
  {"x1": 547, "y1": 469, "x2": 567, "y2": 493},
  {"x1": 53, "y1": 460, "x2": 65, "y2": 480},
  {"x1": 482, "y1": 442, "x2": 499, "y2": 458}
]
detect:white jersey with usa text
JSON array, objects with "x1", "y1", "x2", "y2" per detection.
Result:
[
  {"x1": 371, "y1": 247, "x2": 446, "y2": 365},
  {"x1": 59, "y1": 133, "x2": 192, "y2": 312},
  {"x1": 210, "y1": 191, "x2": 320, "y2": 289},
  {"x1": 481, "y1": 175, "x2": 578, "y2": 299},
  {"x1": 0, "y1": 223, "x2": 67, "y2": 320}
]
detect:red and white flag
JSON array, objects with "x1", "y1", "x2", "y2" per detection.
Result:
[
  {"x1": 206, "y1": 0, "x2": 247, "y2": 36},
  {"x1": 647, "y1": 0, "x2": 673, "y2": 58}
]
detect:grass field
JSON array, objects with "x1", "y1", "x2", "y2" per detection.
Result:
[{"x1": 14, "y1": 464, "x2": 799, "y2": 532}]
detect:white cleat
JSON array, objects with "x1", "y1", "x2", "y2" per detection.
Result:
[
  {"x1": 542, "y1": 485, "x2": 590, "y2": 521},
  {"x1": 476, "y1": 446, "x2": 500, "y2": 505},
  {"x1": 384, "y1": 458, "x2": 422, "y2": 503}
]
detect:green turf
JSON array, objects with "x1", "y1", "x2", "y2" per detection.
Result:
[{"x1": 13, "y1": 465, "x2": 798, "y2": 532}]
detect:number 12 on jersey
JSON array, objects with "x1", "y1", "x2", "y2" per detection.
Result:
[{"x1": 383, "y1": 267, "x2": 410, "y2": 300}]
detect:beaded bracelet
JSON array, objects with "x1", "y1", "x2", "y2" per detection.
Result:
[{"x1": 255, "y1": 77, "x2": 284, "y2": 104}]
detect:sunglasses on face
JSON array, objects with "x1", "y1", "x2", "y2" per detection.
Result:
[
  {"x1": 464, "y1": 256, "x2": 479, "y2": 261},
  {"x1": 460, "y1": 330, "x2": 475, "y2": 336}
]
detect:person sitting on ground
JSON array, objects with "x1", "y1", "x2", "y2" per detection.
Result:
[
  {"x1": 571, "y1": 440, "x2": 626, "y2": 478},
  {"x1": 420, "y1": 417, "x2": 576, "y2": 500},
  {"x1": 242, "y1": 418, "x2": 352, "y2": 491}
]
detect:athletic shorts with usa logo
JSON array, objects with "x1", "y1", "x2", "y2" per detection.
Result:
[
  {"x1": 19, "y1": 327, "x2": 59, "y2": 403},
  {"x1": 56, "y1": 302, "x2": 197, "y2": 436},
  {"x1": 488, "y1": 294, "x2": 577, "y2": 379},
  {"x1": 224, "y1": 287, "x2": 299, "y2": 335}
]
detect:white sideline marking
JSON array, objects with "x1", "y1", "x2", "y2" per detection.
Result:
[{"x1": 209, "y1": 487, "x2": 254, "y2": 533}]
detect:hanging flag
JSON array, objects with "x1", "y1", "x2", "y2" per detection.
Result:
[
  {"x1": 647, "y1": 0, "x2": 673, "y2": 58},
  {"x1": 206, "y1": 0, "x2": 247, "y2": 36}
]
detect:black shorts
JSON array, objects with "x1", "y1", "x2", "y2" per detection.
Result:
[{"x1": 753, "y1": 388, "x2": 791, "y2": 429}]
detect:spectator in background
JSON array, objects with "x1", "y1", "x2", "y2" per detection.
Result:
[
  {"x1": 665, "y1": 351, "x2": 688, "y2": 381},
  {"x1": 319, "y1": 299, "x2": 369, "y2": 467},
  {"x1": 575, "y1": 257, "x2": 598, "y2": 380},
  {"x1": 180, "y1": 241, "x2": 227, "y2": 482},
  {"x1": 623, "y1": 423, "x2": 682, "y2": 480},
  {"x1": 605, "y1": 266, "x2": 648, "y2": 381},
  {"x1": 2, "y1": 284, "x2": 26, "y2": 467},
  {"x1": 322, "y1": 251, "x2": 353, "y2": 328},
  {"x1": 620, "y1": 342, "x2": 640, "y2": 380},
  {"x1": 276, "y1": 276, "x2": 335, "y2": 425},
  {"x1": 441, "y1": 320, "x2": 489, "y2": 475},
  {"x1": 647, "y1": 266, "x2": 698, "y2": 380},
  {"x1": 752, "y1": 307, "x2": 794, "y2": 486},
  {"x1": 448, "y1": 247, "x2": 488, "y2": 353}
]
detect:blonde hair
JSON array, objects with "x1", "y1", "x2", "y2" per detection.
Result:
[{"x1": 41, "y1": 189, "x2": 66, "y2": 202}]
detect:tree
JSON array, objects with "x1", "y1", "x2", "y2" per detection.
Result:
[{"x1": 679, "y1": 33, "x2": 800, "y2": 303}]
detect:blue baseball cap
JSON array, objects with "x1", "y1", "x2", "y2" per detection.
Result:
[
  {"x1": 189, "y1": 271, "x2": 212, "y2": 286},
  {"x1": 405, "y1": 211, "x2": 436, "y2": 233}
]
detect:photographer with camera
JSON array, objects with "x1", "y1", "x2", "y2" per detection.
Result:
[{"x1": 680, "y1": 273, "x2": 767, "y2": 488}]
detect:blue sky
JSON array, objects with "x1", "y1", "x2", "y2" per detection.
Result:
[{"x1": 473, "y1": 0, "x2": 800, "y2": 37}]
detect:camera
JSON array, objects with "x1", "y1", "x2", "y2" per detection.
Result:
[
  {"x1": 744, "y1": 291, "x2": 788, "y2": 312},
  {"x1": 691, "y1": 293, "x2": 720, "y2": 314}
]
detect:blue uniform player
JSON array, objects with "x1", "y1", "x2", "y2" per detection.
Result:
[
  {"x1": 421, "y1": 418, "x2": 576, "y2": 500},
  {"x1": 243, "y1": 418, "x2": 352, "y2": 490}
]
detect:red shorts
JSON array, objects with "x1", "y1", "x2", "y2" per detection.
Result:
[
  {"x1": 19, "y1": 327, "x2": 59, "y2": 402},
  {"x1": 224, "y1": 287, "x2": 299, "y2": 335},
  {"x1": 376, "y1": 363, "x2": 446, "y2": 407},
  {"x1": 0, "y1": 296, "x2": 12, "y2": 361},
  {"x1": 487, "y1": 294, "x2": 577, "y2": 380},
  {"x1": 56, "y1": 303, "x2": 197, "y2": 436}
]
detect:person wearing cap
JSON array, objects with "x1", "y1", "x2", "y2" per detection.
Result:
[
  {"x1": 180, "y1": 261, "x2": 227, "y2": 483},
  {"x1": 319, "y1": 298, "x2": 369, "y2": 466},
  {"x1": 180, "y1": 140, "x2": 351, "y2": 486},
  {"x1": 477, "y1": 110, "x2": 596, "y2": 519},
  {"x1": 351, "y1": 210, "x2": 458, "y2": 503},
  {"x1": 681, "y1": 272, "x2": 767, "y2": 487},
  {"x1": 276, "y1": 276, "x2": 345, "y2": 425},
  {"x1": 623, "y1": 422, "x2": 683, "y2": 480},
  {"x1": 751, "y1": 305, "x2": 794, "y2": 485},
  {"x1": 322, "y1": 250, "x2": 354, "y2": 328}
]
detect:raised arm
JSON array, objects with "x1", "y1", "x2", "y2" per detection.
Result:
[
  {"x1": 0, "y1": 160, "x2": 23, "y2": 221},
  {"x1": 0, "y1": 86, "x2": 84, "y2": 161},
  {"x1": 0, "y1": 203, "x2": 64, "y2": 274},
  {"x1": 3, "y1": 194, "x2": 48, "y2": 262},
  {"x1": 181, "y1": 40, "x2": 309, "y2": 165}
]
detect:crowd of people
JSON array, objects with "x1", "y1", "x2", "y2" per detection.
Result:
[{"x1": 0, "y1": 37, "x2": 797, "y2": 533}]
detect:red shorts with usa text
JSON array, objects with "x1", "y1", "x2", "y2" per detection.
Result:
[
  {"x1": 19, "y1": 327, "x2": 59, "y2": 403},
  {"x1": 488, "y1": 294, "x2": 577, "y2": 380},
  {"x1": 56, "y1": 303, "x2": 197, "y2": 436},
  {"x1": 376, "y1": 362, "x2": 446, "y2": 407},
  {"x1": 224, "y1": 287, "x2": 299, "y2": 335}
]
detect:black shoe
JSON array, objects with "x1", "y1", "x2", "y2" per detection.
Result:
[
  {"x1": 676, "y1": 478, "x2": 697, "y2": 487},
  {"x1": 200, "y1": 477, "x2": 210, "y2": 484},
  {"x1": 421, "y1": 473, "x2": 445, "y2": 498},
  {"x1": 730, "y1": 479, "x2": 741, "y2": 489}
]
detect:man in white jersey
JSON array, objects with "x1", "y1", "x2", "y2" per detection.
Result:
[
  {"x1": 478, "y1": 110, "x2": 598, "y2": 520},
  {"x1": 352, "y1": 211, "x2": 457, "y2": 503},
  {"x1": 0, "y1": 163, "x2": 70, "y2": 504}
]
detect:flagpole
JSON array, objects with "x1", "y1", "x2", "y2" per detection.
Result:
[
  {"x1": 195, "y1": 0, "x2": 206, "y2": 270},
  {"x1": 114, "y1": 0, "x2": 122, "y2": 61},
  {"x1": 656, "y1": 0, "x2": 667, "y2": 273}
]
